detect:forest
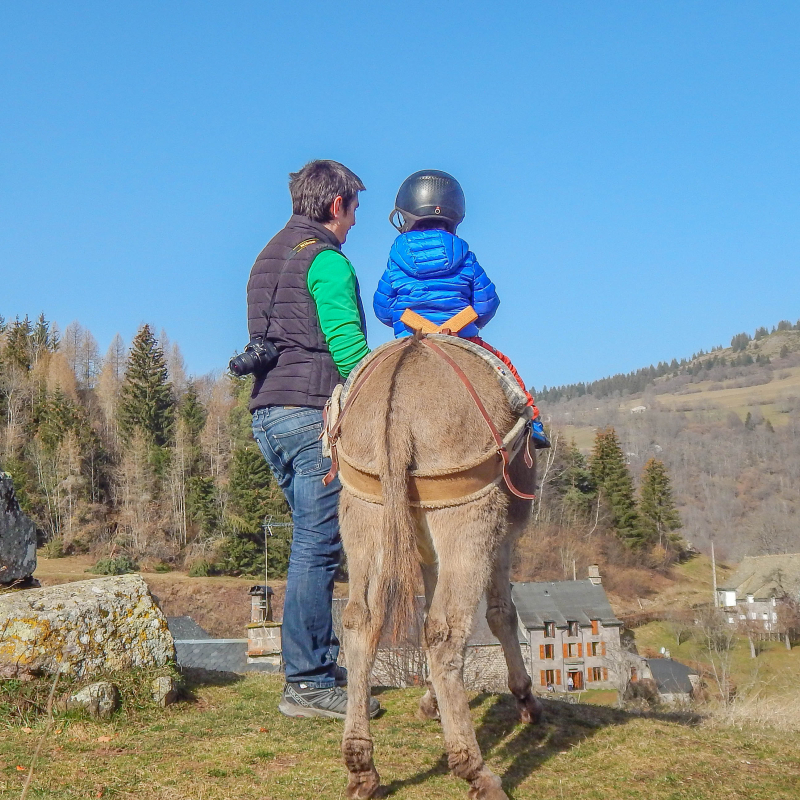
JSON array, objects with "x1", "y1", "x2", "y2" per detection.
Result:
[
  {"x1": 543, "y1": 323, "x2": 800, "y2": 565},
  {"x1": 3, "y1": 312, "x2": 796, "y2": 584},
  {"x1": 0, "y1": 314, "x2": 290, "y2": 578}
]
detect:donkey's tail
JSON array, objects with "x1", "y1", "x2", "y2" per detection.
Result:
[{"x1": 377, "y1": 347, "x2": 419, "y2": 644}]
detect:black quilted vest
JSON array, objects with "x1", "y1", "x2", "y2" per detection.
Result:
[{"x1": 247, "y1": 215, "x2": 364, "y2": 411}]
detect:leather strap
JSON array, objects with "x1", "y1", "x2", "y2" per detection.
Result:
[{"x1": 420, "y1": 339, "x2": 536, "y2": 500}]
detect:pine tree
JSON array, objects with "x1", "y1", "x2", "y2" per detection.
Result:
[
  {"x1": 220, "y1": 443, "x2": 290, "y2": 575},
  {"x1": 4, "y1": 316, "x2": 34, "y2": 371},
  {"x1": 118, "y1": 324, "x2": 174, "y2": 447},
  {"x1": 554, "y1": 439, "x2": 596, "y2": 521},
  {"x1": 590, "y1": 427, "x2": 642, "y2": 545},
  {"x1": 638, "y1": 458, "x2": 682, "y2": 548}
]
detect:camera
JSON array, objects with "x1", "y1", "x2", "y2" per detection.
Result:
[{"x1": 229, "y1": 335, "x2": 279, "y2": 378}]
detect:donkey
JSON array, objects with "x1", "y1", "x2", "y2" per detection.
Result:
[{"x1": 336, "y1": 336, "x2": 542, "y2": 800}]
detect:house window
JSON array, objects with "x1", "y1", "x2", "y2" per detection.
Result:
[
  {"x1": 589, "y1": 667, "x2": 603, "y2": 682},
  {"x1": 747, "y1": 594, "x2": 754, "y2": 603},
  {"x1": 564, "y1": 642, "x2": 583, "y2": 658},
  {"x1": 588, "y1": 641, "x2": 600, "y2": 656},
  {"x1": 591, "y1": 620, "x2": 599, "y2": 635},
  {"x1": 728, "y1": 616, "x2": 735, "y2": 623},
  {"x1": 630, "y1": 667, "x2": 638, "y2": 682},
  {"x1": 544, "y1": 622, "x2": 555, "y2": 638},
  {"x1": 544, "y1": 644, "x2": 554, "y2": 659},
  {"x1": 739, "y1": 614, "x2": 746, "y2": 620},
  {"x1": 567, "y1": 621, "x2": 579, "y2": 637},
  {"x1": 545, "y1": 669, "x2": 555, "y2": 686}
]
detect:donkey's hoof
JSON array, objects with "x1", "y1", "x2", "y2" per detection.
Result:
[
  {"x1": 517, "y1": 693, "x2": 543, "y2": 725},
  {"x1": 468, "y1": 770, "x2": 508, "y2": 800},
  {"x1": 346, "y1": 768, "x2": 381, "y2": 799},
  {"x1": 417, "y1": 690, "x2": 441, "y2": 721}
]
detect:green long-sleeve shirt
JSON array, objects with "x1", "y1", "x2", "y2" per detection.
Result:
[{"x1": 307, "y1": 249, "x2": 370, "y2": 379}]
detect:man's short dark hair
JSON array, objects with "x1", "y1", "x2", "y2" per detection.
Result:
[{"x1": 289, "y1": 160, "x2": 365, "y2": 222}]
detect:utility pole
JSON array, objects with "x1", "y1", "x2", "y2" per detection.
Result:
[{"x1": 711, "y1": 540, "x2": 718, "y2": 607}]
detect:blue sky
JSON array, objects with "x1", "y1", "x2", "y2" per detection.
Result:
[{"x1": 2, "y1": 2, "x2": 799, "y2": 390}]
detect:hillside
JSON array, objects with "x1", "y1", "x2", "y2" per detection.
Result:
[
  {"x1": 3, "y1": 673, "x2": 800, "y2": 800},
  {"x1": 539, "y1": 323, "x2": 800, "y2": 561}
]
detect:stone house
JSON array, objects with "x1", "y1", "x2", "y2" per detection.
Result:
[
  {"x1": 514, "y1": 568, "x2": 623, "y2": 692},
  {"x1": 718, "y1": 553, "x2": 800, "y2": 631}
]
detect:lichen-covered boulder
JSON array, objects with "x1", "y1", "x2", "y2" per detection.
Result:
[
  {"x1": 0, "y1": 574, "x2": 175, "y2": 679},
  {"x1": 0, "y1": 473, "x2": 37, "y2": 584}
]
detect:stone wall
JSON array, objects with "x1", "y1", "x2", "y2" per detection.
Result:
[{"x1": 0, "y1": 574, "x2": 175, "y2": 678}]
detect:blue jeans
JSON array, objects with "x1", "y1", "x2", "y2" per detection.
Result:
[{"x1": 251, "y1": 406, "x2": 342, "y2": 688}]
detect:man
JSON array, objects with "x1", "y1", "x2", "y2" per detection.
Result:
[{"x1": 247, "y1": 160, "x2": 378, "y2": 719}]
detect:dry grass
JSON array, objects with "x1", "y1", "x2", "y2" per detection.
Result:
[
  {"x1": 711, "y1": 692, "x2": 800, "y2": 733},
  {"x1": 2, "y1": 672, "x2": 800, "y2": 799}
]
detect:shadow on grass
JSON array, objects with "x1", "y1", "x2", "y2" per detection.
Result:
[
  {"x1": 176, "y1": 667, "x2": 245, "y2": 706},
  {"x1": 383, "y1": 693, "x2": 703, "y2": 798}
]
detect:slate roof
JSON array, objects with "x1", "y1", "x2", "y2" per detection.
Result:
[
  {"x1": 168, "y1": 615, "x2": 279, "y2": 674},
  {"x1": 167, "y1": 616, "x2": 212, "y2": 640},
  {"x1": 645, "y1": 658, "x2": 696, "y2": 695},
  {"x1": 719, "y1": 554, "x2": 800, "y2": 600},
  {"x1": 174, "y1": 639, "x2": 279, "y2": 674},
  {"x1": 511, "y1": 580, "x2": 622, "y2": 630}
]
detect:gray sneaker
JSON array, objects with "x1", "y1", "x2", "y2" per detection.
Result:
[
  {"x1": 278, "y1": 682, "x2": 381, "y2": 720},
  {"x1": 334, "y1": 664, "x2": 348, "y2": 687}
]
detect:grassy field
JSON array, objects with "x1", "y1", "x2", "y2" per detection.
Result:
[{"x1": 2, "y1": 673, "x2": 800, "y2": 800}]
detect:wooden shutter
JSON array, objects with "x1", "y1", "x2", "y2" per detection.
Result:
[
  {"x1": 540, "y1": 670, "x2": 546, "y2": 686},
  {"x1": 601, "y1": 641, "x2": 606, "y2": 656},
  {"x1": 591, "y1": 620, "x2": 599, "y2": 635},
  {"x1": 586, "y1": 668, "x2": 593, "y2": 682},
  {"x1": 556, "y1": 670, "x2": 562, "y2": 685},
  {"x1": 562, "y1": 642, "x2": 569, "y2": 658},
  {"x1": 603, "y1": 668, "x2": 608, "y2": 681},
  {"x1": 577, "y1": 643, "x2": 583, "y2": 657},
  {"x1": 540, "y1": 644, "x2": 545, "y2": 660}
]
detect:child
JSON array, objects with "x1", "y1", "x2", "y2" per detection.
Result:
[{"x1": 373, "y1": 169, "x2": 549, "y2": 448}]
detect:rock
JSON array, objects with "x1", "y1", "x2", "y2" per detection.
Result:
[
  {"x1": 66, "y1": 681, "x2": 121, "y2": 720},
  {"x1": 0, "y1": 473, "x2": 37, "y2": 584},
  {"x1": 151, "y1": 675, "x2": 179, "y2": 707},
  {"x1": 0, "y1": 574, "x2": 175, "y2": 679}
]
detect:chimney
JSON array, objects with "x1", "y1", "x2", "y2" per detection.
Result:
[{"x1": 587, "y1": 565, "x2": 602, "y2": 585}]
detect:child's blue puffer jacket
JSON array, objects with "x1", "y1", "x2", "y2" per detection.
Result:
[{"x1": 373, "y1": 229, "x2": 499, "y2": 338}]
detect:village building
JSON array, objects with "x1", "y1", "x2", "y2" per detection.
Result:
[
  {"x1": 717, "y1": 553, "x2": 800, "y2": 631},
  {"x1": 515, "y1": 567, "x2": 623, "y2": 691},
  {"x1": 628, "y1": 654, "x2": 699, "y2": 705}
]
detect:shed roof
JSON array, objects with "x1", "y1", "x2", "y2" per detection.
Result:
[
  {"x1": 719, "y1": 554, "x2": 800, "y2": 599},
  {"x1": 511, "y1": 580, "x2": 622, "y2": 629},
  {"x1": 167, "y1": 615, "x2": 212, "y2": 640},
  {"x1": 645, "y1": 658, "x2": 696, "y2": 695}
]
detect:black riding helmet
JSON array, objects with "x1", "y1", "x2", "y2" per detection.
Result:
[{"x1": 390, "y1": 170, "x2": 466, "y2": 234}]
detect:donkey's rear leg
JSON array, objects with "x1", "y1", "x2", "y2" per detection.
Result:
[
  {"x1": 340, "y1": 493, "x2": 384, "y2": 800},
  {"x1": 425, "y1": 503, "x2": 509, "y2": 800},
  {"x1": 486, "y1": 539, "x2": 542, "y2": 725}
]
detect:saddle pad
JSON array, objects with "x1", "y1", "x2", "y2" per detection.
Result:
[{"x1": 340, "y1": 335, "x2": 531, "y2": 417}]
